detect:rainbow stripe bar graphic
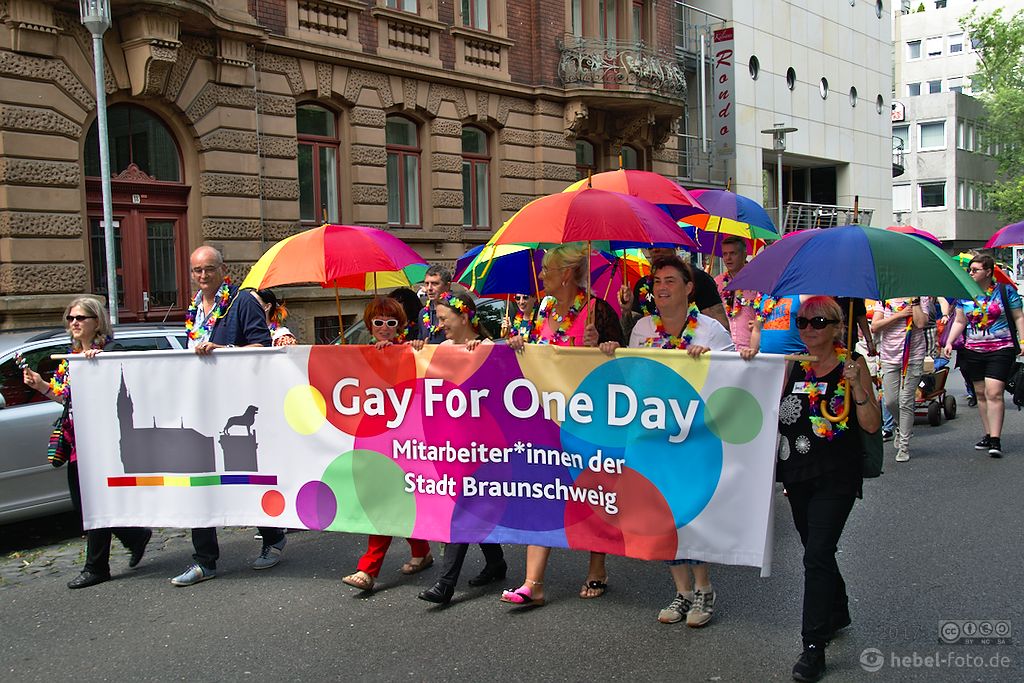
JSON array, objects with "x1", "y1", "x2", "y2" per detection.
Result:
[{"x1": 108, "y1": 475, "x2": 277, "y2": 487}]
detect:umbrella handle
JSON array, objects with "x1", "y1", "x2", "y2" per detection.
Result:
[{"x1": 820, "y1": 379, "x2": 851, "y2": 423}]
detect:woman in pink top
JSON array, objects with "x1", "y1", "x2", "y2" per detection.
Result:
[{"x1": 503, "y1": 244, "x2": 623, "y2": 605}]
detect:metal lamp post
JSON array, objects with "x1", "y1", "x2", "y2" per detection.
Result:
[
  {"x1": 761, "y1": 124, "x2": 798, "y2": 233},
  {"x1": 80, "y1": 0, "x2": 118, "y2": 323}
]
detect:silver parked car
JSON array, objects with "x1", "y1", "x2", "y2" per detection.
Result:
[{"x1": 0, "y1": 324, "x2": 188, "y2": 524}]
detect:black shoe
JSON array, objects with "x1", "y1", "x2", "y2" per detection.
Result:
[
  {"x1": 881, "y1": 429, "x2": 894, "y2": 443},
  {"x1": 975, "y1": 435, "x2": 991, "y2": 450},
  {"x1": 988, "y1": 437, "x2": 1003, "y2": 458},
  {"x1": 468, "y1": 561, "x2": 508, "y2": 587},
  {"x1": 418, "y1": 582, "x2": 454, "y2": 604},
  {"x1": 67, "y1": 571, "x2": 111, "y2": 589},
  {"x1": 792, "y1": 644, "x2": 826, "y2": 682},
  {"x1": 968, "y1": 395, "x2": 978, "y2": 407},
  {"x1": 128, "y1": 529, "x2": 152, "y2": 568}
]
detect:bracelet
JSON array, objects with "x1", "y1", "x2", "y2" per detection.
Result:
[{"x1": 854, "y1": 397, "x2": 868, "y2": 406}]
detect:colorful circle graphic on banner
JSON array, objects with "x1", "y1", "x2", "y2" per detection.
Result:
[
  {"x1": 283, "y1": 384, "x2": 327, "y2": 435},
  {"x1": 261, "y1": 490, "x2": 285, "y2": 517},
  {"x1": 559, "y1": 357, "x2": 723, "y2": 530},
  {"x1": 704, "y1": 386, "x2": 763, "y2": 444}
]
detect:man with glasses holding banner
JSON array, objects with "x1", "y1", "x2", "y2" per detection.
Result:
[{"x1": 170, "y1": 246, "x2": 284, "y2": 587}]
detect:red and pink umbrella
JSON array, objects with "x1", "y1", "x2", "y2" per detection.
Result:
[
  {"x1": 984, "y1": 220, "x2": 1024, "y2": 248},
  {"x1": 886, "y1": 225, "x2": 942, "y2": 247}
]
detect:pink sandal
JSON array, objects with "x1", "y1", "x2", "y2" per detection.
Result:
[{"x1": 500, "y1": 582, "x2": 545, "y2": 606}]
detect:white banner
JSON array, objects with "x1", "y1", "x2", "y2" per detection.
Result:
[{"x1": 71, "y1": 345, "x2": 786, "y2": 574}]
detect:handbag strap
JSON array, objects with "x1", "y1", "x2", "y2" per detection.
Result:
[{"x1": 998, "y1": 284, "x2": 1021, "y2": 355}]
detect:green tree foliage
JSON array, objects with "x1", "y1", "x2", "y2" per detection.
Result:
[{"x1": 963, "y1": 8, "x2": 1024, "y2": 222}]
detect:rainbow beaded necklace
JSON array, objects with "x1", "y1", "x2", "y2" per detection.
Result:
[{"x1": 801, "y1": 341, "x2": 849, "y2": 441}]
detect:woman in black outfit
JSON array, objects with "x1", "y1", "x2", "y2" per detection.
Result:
[{"x1": 776, "y1": 296, "x2": 880, "y2": 682}]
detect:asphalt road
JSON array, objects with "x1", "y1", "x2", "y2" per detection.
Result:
[{"x1": 2, "y1": 380, "x2": 1022, "y2": 682}]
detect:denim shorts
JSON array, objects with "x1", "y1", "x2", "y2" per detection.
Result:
[{"x1": 665, "y1": 559, "x2": 705, "y2": 566}]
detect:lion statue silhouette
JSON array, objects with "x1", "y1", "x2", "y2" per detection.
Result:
[{"x1": 222, "y1": 405, "x2": 259, "y2": 436}]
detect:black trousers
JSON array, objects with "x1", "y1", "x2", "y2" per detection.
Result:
[
  {"x1": 67, "y1": 462, "x2": 150, "y2": 576},
  {"x1": 191, "y1": 526, "x2": 285, "y2": 570},
  {"x1": 437, "y1": 543, "x2": 504, "y2": 587},
  {"x1": 785, "y1": 476, "x2": 856, "y2": 647}
]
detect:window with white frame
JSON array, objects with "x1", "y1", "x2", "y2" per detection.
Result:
[
  {"x1": 907, "y1": 40, "x2": 921, "y2": 59},
  {"x1": 893, "y1": 184, "x2": 911, "y2": 212},
  {"x1": 907, "y1": 82, "x2": 921, "y2": 97},
  {"x1": 928, "y1": 80, "x2": 942, "y2": 94},
  {"x1": 893, "y1": 125, "x2": 909, "y2": 150},
  {"x1": 948, "y1": 76, "x2": 964, "y2": 93},
  {"x1": 957, "y1": 180, "x2": 965, "y2": 209},
  {"x1": 387, "y1": 0, "x2": 418, "y2": 11},
  {"x1": 926, "y1": 36, "x2": 943, "y2": 57},
  {"x1": 948, "y1": 33, "x2": 963, "y2": 53},
  {"x1": 920, "y1": 182, "x2": 945, "y2": 209},
  {"x1": 919, "y1": 121, "x2": 945, "y2": 150}
]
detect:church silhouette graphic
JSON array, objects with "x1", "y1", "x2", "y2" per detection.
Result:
[{"x1": 117, "y1": 370, "x2": 260, "y2": 473}]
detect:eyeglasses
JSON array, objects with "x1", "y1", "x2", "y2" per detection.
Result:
[
  {"x1": 66, "y1": 315, "x2": 97, "y2": 323},
  {"x1": 796, "y1": 316, "x2": 839, "y2": 330},
  {"x1": 514, "y1": 295, "x2": 531, "y2": 302},
  {"x1": 371, "y1": 319, "x2": 400, "y2": 328},
  {"x1": 968, "y1": 267, "x2": 987, "y2": 274},
  {"x1": 190, "y1": 266, "x2": 221, "y2": 275}
]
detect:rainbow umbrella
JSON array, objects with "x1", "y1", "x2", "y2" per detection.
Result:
[
  {"x1": 886, "y1": 225, "x2": 942, "y2": 247},
  {"x1": 563, "y1": 170, "x2": 708, "y2": 221},
  {"x1": 984, "y1": 220, "x2": 1024, "y2": 248},
  {"x1": 490, "y1": 188, "x2": 698, "y2": 251},
  {"x1": 241, "y1": 223, "x2": 428, "y2": 337},
  {"x1": 954, "y1": 252, "x2": 1015, "y2": 287},
  {"x1": 683, "y1": 189, "x2": 780, "y2": 242}
]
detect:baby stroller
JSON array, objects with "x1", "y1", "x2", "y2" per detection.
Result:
[{"x1": 914, "y1": 366, "x2": 957, "y2": 426}]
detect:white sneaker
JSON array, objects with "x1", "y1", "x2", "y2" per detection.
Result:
[
  {"x1": 657, "y1": 593, "x2": 692, "y2": 624},
  {"x1": 895, "y1": 451, "x2": 910, "y2": 462},
  {"x1": 687, "y1": 589, "x2": 716, "y2": 627}
]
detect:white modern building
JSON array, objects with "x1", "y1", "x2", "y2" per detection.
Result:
[
  {"x1": 676, "y1": 1, "x2": 894, "y2": 231},
  {"x1": 891, "y1": 0, "x2": 1024, "y2": 249}
]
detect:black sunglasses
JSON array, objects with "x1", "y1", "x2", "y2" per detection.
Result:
[
  {"x1": 514, "y1": 295, "x2": 531, "y2": 301},
  {"x1": 371, "y1": 319, "x2": 399, "y2": 328},
  {"x1": 796, "y1": 316, "x2": 838, "y2": 330},
  {"x1": 66, "y1": 315, "x2": 97, "y2": 322}
]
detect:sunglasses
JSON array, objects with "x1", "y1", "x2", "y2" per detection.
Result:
[
  {"x1": 371, "y1": 319, "x2": 400, "y2": 328},
  {"x1": 796, "y1": 316, "x2": 839, "y2": 330},
  {"x1": 514, "y1": 295, "x2": 531, "y2": 301},
  {"x1": 66, "y1": 315, "x2": 97, "y2": 322}
]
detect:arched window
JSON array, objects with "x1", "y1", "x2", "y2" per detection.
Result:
[
  {"x1": 83, "y1": 105, "x2": 188, "y2": 321},
  {"x1": 462, "y1": 126, "x2": 490, "y2": 229},
  {"x1": 85, "y1": 105, "x2": 181, "y2": 181},
  {"x1": 575, "y1": 139, "x2": 596, "y2": 180},
  {"x1": 386, "y1": 116, "x2": 421, "y2": 227},
  {"x1": 297, "y1": 103, "x2": 341, "y2": 224}
]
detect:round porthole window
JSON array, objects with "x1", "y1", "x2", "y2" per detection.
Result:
[
  {"x1": 849, "y1": 86, "x2": 858, "y2": 107},
  {"x1": 819, "y1": 77, "x2": 829, "y2": 99},
  {"x1": 876, "y1": 94, "x2": 884, "y2": 114},
  {"x1": 876, "y1": 1, "x2": 883, "y2": 19},
  {"x1": 786, "y1": 67, "x2": 796, "y2": 90},
  {"x1": 749, "y1": 55, "x2": 760, "y2": 80}
]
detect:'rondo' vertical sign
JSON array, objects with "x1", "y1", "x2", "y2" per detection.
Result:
[{"x1": 712, "y1": 25, "x2": 736, "y2": 159}]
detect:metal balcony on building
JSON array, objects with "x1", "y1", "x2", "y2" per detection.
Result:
[
  {"x1": 557, "y1": 35, "x2": 687, "y2": 100},
  {"x1": 766, "y1": 201, "x2": 876, "y2": 234},
  {"x1": 893, "y1": 135, "x2": 906, "y2": 178}
]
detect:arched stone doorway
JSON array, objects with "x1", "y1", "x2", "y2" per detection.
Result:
[{"x1": 84, "y1": 105, "x2": 190, "y2": 321}]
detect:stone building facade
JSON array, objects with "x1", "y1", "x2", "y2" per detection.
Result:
[{"x1": 0, "y1": 0, "x2": 687, "y2": 338}]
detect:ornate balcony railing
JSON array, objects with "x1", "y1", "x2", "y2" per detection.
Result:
[{"x1": 557, "y1": 35, "x2": 687, "y2": 99}]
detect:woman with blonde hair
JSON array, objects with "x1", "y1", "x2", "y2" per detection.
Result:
[
  {"x1": 777, "y1": 296, "x2": 880, "y2": 681},
  {"x1": 22, "y1": 297, "x2": 151, "y2": 589},
  {"x1": 503, "y1": 243, "x2": 623, "y2": 606}
]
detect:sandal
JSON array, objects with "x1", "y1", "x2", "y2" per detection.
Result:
[
  {"x1": 579, "y1": 578, "x2": 608, "y2": 599},
  {"x1": 342, "y1": 571, "x2": 374, "y2": 591},
  {"x1": 500, "y1": 581, "x2": 545, "y2": 607},
  {"x1": 400, "y1": 553, "x2": 434, "y2": 575}
]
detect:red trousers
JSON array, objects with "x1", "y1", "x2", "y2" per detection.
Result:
[{"x1": 357, "y1": 535, "x2": 430, "y2": 577}]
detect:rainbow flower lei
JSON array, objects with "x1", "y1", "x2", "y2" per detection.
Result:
[
  {"x1": 720, "y1": 274, "x2": 763, "y2": 319},
  {"x1": 756, "y1": 295, "x2": 779, "y2": 323},
  {"x1": 510, "y1": 311, "x2": 533, "y2": 337},
  {"x1": 421, "y1": 305, "x2": 443, "y2": 337},
  {"x1": 636, "y1": 278, "x2": 656, "y2": 316},
  {"x1": 965, "y1": 284, "x2": 999, "y2": 332},
  {"x1": 531, "y1": 291, "x2": 586, "y2": 345},
  {"x1": 643, "y1": 304, "x2": 700, "y2": 349},
  {"x1": 801, "y1": 341, "x2": 849, "y2": 441},
  {"x1": 49, "y1": 337, "x2": 112, "y2": 400},
  {"x1": 185, "y1": 280, "x2": 232, "y2": 343}
]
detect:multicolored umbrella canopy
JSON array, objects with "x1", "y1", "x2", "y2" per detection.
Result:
[
  {"x1": 984, "y1": 220, "x2": 1024, "y2": 248},
  {"x1": 726, "y1": 226, "x2": 983, "y2": 300},
  {"x1": 955, "y1": 252, "x2": 1015, "y2": 287},
  {"x1": 241, "y1": 224, "x2": 428, "y2": 291},
  {"x1": 490, "y1": 188, "x2": 699, "y2": 251},
  {"x1": 563, "y1": 170, "x2": 708, "y2": 221},
  {"x1": 886, "y1": 224, "x2": 942, "y2": 247},
  {"x1": 682, "y1": 189, "x2": 780, "y2": 241},
  {"x1": 678, "y1": 223, "x2": 769, "y2": 256}
]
